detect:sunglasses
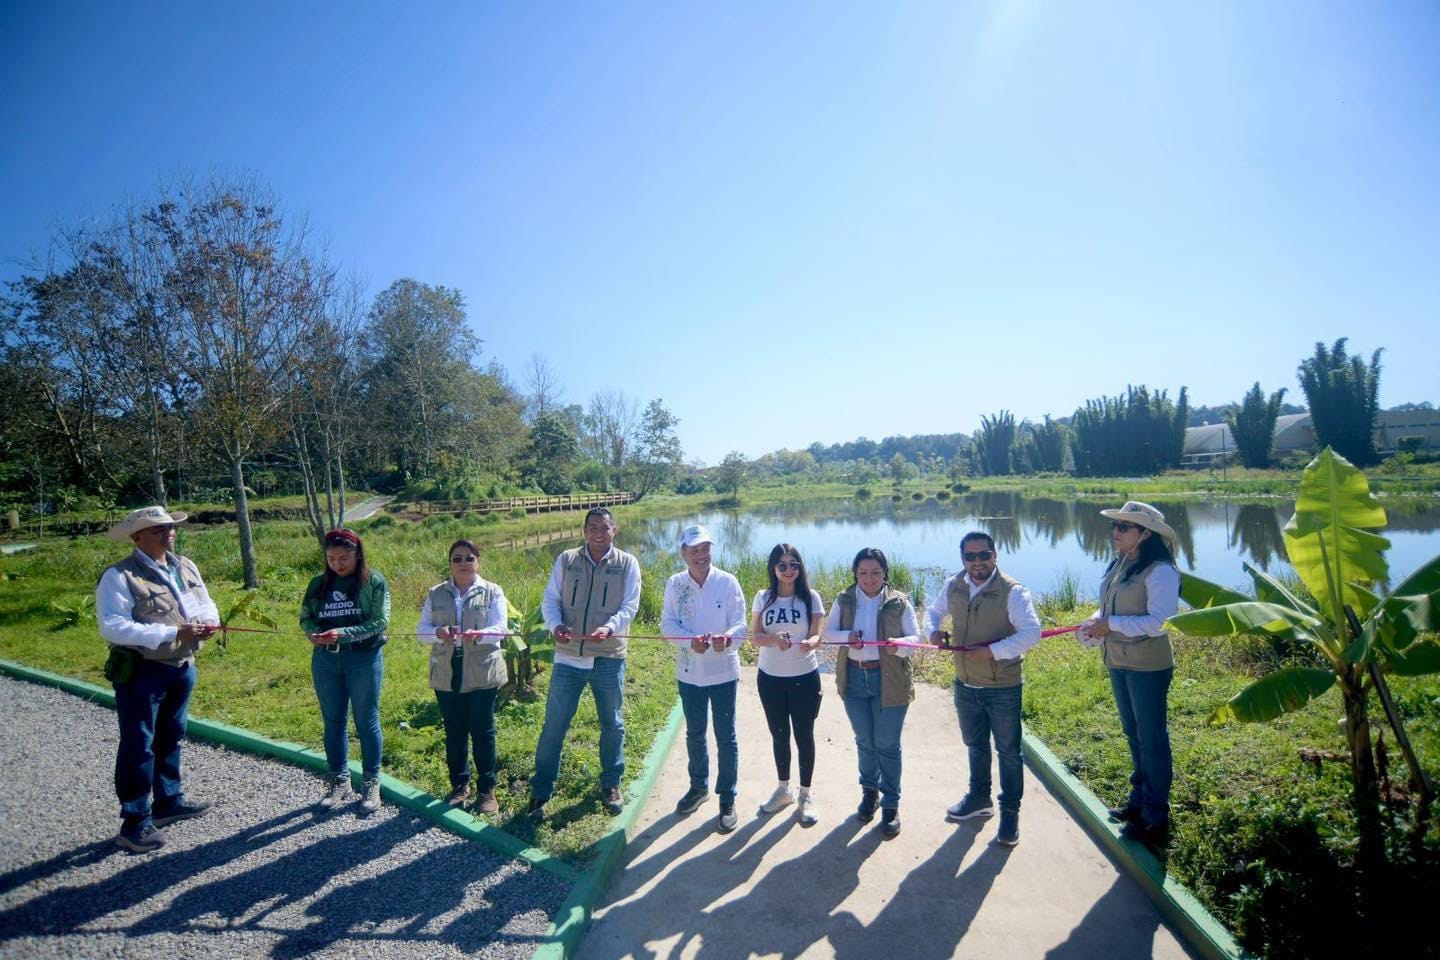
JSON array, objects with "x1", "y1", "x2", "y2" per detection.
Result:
[
  {"x1": 774, "y1": 561, "x2": 801, "y2": 572},
  {"x1": 1111, "y1": 522, "x2": 1140, "y2": 534},
  {"x1": 450, "y1": 555, "x2": 477, "y2": 563},
  {"x1": 962, "y1": 550, "x2": 995, "y2": 562}
]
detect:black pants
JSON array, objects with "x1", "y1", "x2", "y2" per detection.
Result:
[
  {"x1": 756, "y1": 669, "x2": 822, "y2": 787},
  {"x1": 436, "y1": 652, "x2": 498, "y2": 791}
]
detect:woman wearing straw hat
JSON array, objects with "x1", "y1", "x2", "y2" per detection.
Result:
[
  {"x1": 1078, "y1": 501, "x2": 1181, "y2": 846},
  {"x1": 301, "y1": 528, "x2": 391, "y2": 814}
]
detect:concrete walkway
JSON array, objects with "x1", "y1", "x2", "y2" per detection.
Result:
[
  {"x1": 343, "y1": 495, "x2": 395, "y2": 522},
  {"x1": 582, "y1": 666, "x2": 1194, "y2": 960}
]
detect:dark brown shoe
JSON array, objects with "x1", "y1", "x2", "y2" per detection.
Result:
[
  {"x1": 446, "y1": 784, "x2": 471, "y2": 807},
  {"x1": 474, "y1": 792, "x2": 499, "y2": 815},
  {"x1": 601, "y1": 786, "x2": 624, "y2": 816}
]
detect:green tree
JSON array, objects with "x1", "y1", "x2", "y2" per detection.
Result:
[
  {"x1": 524, "y1": 414, "x2": 581, "y2": 494},
  {"x1": 974, "y1": 411, "x2": 1017, "y2": 476},
  {"x1": 1227, "y1": 381, "x2": 1287, "y2": 468},
  {"x1": 629, "y1": 398, "x2": 683, "y2": 501},
  {"x1": 1069, "y1": 385, "x2": 1188, "y2": 476},
  {"x1": 715, "y1": 451, "x2": 748, "y2": 498},
  {"x1": 1297, "y1": 338, "x2": 1382, "y2": 466}
]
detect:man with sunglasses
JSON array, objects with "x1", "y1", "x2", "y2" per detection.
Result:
[
  {"x1": 926, "y1": 531, "x2": 1041, "y2": 847},
  {"x1": 96, "y1": 506, "x2": 219, "y2": 853}
]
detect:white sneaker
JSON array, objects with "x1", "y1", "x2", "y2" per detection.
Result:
[
  {"x1": 797, "y1": 791, "x2": 818, "y2": 826},
  {"x1": 758, "y1": 785, "x2": 795, "y2": 816},
  {"x1": 359, "y1": 777, "x2": 381, "y2": 813},
  {"x1": 318, "y1": 774, "x2": 352, "y2": 810}
]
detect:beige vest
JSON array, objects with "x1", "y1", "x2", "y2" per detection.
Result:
[
  {"x1": 1100, "y1": 558, "x2": 1175, "y2": 671},
  {"x1": 834, "y1": 586, "x2": 915, "y2": 708},
  {"x1": 105, "y1": 553, "x2": 205, "y2": 666},
  {"x1": 557, "y1": 546, "x2": 638, "y2": 658},
  {"x1": 425, "y1": 580, "x2": 508, "y2": 692},
  {"x1": 946, "y1": 570, "x2": 1024, "y2": 688}
]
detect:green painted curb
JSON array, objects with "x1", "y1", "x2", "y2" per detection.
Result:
[
  {"x1": 533, "y1": 698, "x2": 686, "y2": 960},
  {"x1": 0, "y1": 658, "x2": 577, "y2": 882},
  {"x1": 1022, "y1": 724, "x2": 1254, "y2": 960}
]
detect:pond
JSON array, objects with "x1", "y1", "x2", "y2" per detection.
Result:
[{"x1": 621, "y1": 492, "x2": 1440, "y2": 602}]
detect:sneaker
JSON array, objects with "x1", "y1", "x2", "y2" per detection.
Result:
[
  {"x1": 717, "y1": 803, "x2": 738, "y2": 833},
  {"x1": 675, "y1": 787, "x2": 709, "y2": 815},
  {"x1": 474, "y1": 792, "x2": 500, "y2": 815},
  {"x1": 116, "y1": 817, "x2": 167, "y2": 853},
  {"x1": 152, "y1": 799, "x2": 212, "y2": 827},
  {"x1": 797, "y1": 791, "x2": 818, "y2": 826},
  {"x1": 526, "y1": 796, "x2": 548, "y2": 822},
  {"x1": 880, "y1": 808, "x2": 902, "y2": 838},
  {"x1": 856, "y1": 788, "x2": 880, "y2": 823},
  {"x1": 601, "y1": 786, "x2": 624, "y2": 816},
  {"x1": 945, "y1": 794, "x2": 995, "y2": 822},
  {"x1": 318, "y1": 774, "x2": 353, "y2": 809},
  {"x1": 996, "y1": 809, "x2": 1020, "y2": 847},
  {"x1": 1107, "y1": 805, "x2": 1141, "y2": 824},
  {"x1": 359, "y1": 778, "x2": 381, "y2": 813},
  {"x1": 446, "y1": 784, "x2": 471, "y2": 807},
  {"x1": 758, "y1": 784, "x2": 795, "y2": 816}
]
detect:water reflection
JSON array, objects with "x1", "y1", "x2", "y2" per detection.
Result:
[{"x1": 624, "y1": 493, "x2": 1440, "y2": 596}]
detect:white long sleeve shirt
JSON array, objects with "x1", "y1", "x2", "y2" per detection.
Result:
[
  {"x1": 821, "y1": 589, "x2": 921, "y2": 661},
  {"x1": 96, "y1": 549, "x2": 220, "y2": 649},
  {"x1": 925, "y1": 571, "x2": 1043, "y2": 662},
  {"x1": 661, "y1": 567, "x2": 747, "y2": 686},
  {"x1": 541, "y1": 546, "x2": 641, "y2": 670},
  {"x1": 1089, "y1": 562, "x2": 1181, "y2": 637},
  {"x1": 417, "y1": 577, "x2": 509, "y2": 647}
]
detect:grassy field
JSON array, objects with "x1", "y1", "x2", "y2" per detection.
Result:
[{"x1": 4, "y1": 490, "x2": 1438, "y2": 956}]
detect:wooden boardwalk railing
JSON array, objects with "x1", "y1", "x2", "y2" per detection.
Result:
[{"x1": 393, "y1": 491, "x2": 633, "y2": 517}]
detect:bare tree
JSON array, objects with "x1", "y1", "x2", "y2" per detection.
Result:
[
  {"x1": 152, "y1": 175, "x2": 318, "y2": 588},
  {"x1": 525, "y1": 353, "x2": 565, "y2": 422},
  {"x1": 585, "y1": 389, "x2": 639, "y2": 474}
]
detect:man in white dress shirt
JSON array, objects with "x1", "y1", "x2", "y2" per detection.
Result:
[{"x1": 96, "y1": 506, "x2": 219, "y2": 853}]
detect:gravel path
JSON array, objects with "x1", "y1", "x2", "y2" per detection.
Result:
[{"x1": 0, "y1": 677, "x2": 567, "y2": 959}]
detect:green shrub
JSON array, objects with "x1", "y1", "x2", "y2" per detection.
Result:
[{"x1": 855, "y1": 486, "x2": 872, "y2": 499}]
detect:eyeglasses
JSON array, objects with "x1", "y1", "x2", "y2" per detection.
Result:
[
  {"x1": 450, "y1": 555, "x2": 476, "y2": 563},
  {"x1": 774, "y1": 562, "x2": 801, "y2": 572},
  {"x1": 962, "y1": 550, "x2": 995, "y2": 562},
  {"x1": 1111, "y1": 522, "x2": 1139, "y2": 534}
]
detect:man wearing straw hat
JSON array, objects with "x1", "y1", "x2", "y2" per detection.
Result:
[
  {"x1": 926, "y1": 531, "x2": 1041, "y2": 847},
  {"x1": 96, "y1": 505, "x2": 220, "y2": 852}
]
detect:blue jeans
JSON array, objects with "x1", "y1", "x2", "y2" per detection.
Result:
[
  {"x1": 114, "y1": 658, "x2": 196, "y2": 821},
  {"x1": 311, "y1": 645, "x2": 384, "y2": 780},
  {"x1": 841, "y1": 666, "x2": 909, "y2": 810},
  {"x1": 954, "y1": 681, "x2": 1024, "y2": 813},
  {"x1": 677, "y1": 680, "x2": 739, "y2": 804},
  {"x1": 531, "y1": 657, "x2": 626, "y2": 801},
  {"x1": 436, "y1": 687, "x2": 498, "y2": 792},
  {"x1": 1109, "y1": 667, "x2": 1173, "y2": 825}
]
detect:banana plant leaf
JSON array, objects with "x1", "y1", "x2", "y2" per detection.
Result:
[
  {"x1": 1389, "y1": 553, "x2": 1440, "y2": 600},
  {"x1": 1282, "y1": 449, "x2": 1389, "y2": 620},
  {"x1": 1168, "y1": 600, "x2": 1321, "y2": 638},
  {"x1": 218, "y1": 591, "x2": 276, "y2": 651},
  {"x1": 1179, "y1": 573, "x2": 1252, "y2": 609},
  {"x1": 1377, "y1": 589, "x2": 1440, "y2": 653},
  {"x1": 1210, "y1": 667, "x2": 1337, "y2": 724},
  {"x1": 1383, "y1": 639, "x2": 1440, "y2": 677}
]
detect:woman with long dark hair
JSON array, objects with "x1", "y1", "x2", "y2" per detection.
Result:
[
  {"x1": 1079, "y1": 501, "x2": 1181, "y2": 846},
  {"x1": 749, "y1": 543, "x2": 826, "y2": 825},
  {"x1": 301, "y1": 528, "x2": 391, "y2": 813},
  {"x1": 822, "y1": 547, "x2": 921, "y2": 838},
  {"x1": 418, "y1": 538, "x2": 508, "y2": 814}
]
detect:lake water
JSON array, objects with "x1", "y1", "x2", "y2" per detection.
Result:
[{"x1": 624, "y1": 492, "x2": 1440, "y2": 601}]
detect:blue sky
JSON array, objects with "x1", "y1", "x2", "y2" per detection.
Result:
[{"x1": 3, "y1": 1, "x2": 1437, "y2": 465}]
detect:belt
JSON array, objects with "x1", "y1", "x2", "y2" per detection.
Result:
[{"x1": 850, "y1": 659, "x2": 881, "y2": 670}]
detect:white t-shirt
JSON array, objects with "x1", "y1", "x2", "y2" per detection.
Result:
[{"x1": 752, "y1": 588, "x2": 825, "y2": 678}]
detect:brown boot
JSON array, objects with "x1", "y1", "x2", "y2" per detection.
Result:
[
  {"x1": 474, "y1": 792, "x2": 499, "y2": 815},
  {"x1": 445, "y1": 784, "x2": 471, "y2": 807}
]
